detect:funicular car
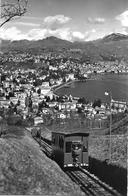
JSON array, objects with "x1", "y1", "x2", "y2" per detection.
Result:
[{"x1": 52, "y1": 131, "x2": 89, "y2": 168}]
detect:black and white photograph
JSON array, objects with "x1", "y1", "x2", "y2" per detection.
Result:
[{"x1": 0, "y1": 0, "x2": 127, "y2": 195}]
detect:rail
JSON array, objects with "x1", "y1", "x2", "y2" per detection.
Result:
[
  {"x1": 34, "y1": 136, "x2": 52, "y2": 157},
  {"x1": 66, "y1": 168, "x2": 122, "y2": 196},
  {"x1": 79, "y1": 166, "x2": 121, "y2": 196}
]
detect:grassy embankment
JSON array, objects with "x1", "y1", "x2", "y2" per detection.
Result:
[
  {"x1": 89, "y1": 134, "x2": 127, "y2": 195},
  {"x1": 0, "y1": 124, "x2": 84, "y2": 195}
]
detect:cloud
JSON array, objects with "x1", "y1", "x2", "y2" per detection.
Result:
[
  {"x1": 86, "y1": 33, "x2": 105, "y2": 41},
  {"x1": 14, "y1": 22, "x2": 40, "y2": 27},
  {"x1": 52, "y1": 28, "x2": 72, "y2": 41},
  {"x1": 0, "y1": 26, "x2": 96, "y2": 42},
  {"x1": 72, "y1": 31, "x2": 85, "y2": 39},
  {"x1": 28, "y1": 28, "x2": 72, "y2": 41},
  {"x1": 44, "y1": 15, "x2": 71, "y2": 24},
  {"x1": 0, "y1": 27, "x2": 27, "y2": 40},
  {"x1": 71, "y1": 31, "x2": 89, "y2": 41},
  {"x1": 116, "y1": 10, "x2": 128, "y2": 27},
  {"x1": 0, "y1": 26, "x2": 70, "y2": 41},
  {"x1": 112, "y1": 27, "x2": 128, "y2": 35},
  {"x1": 43, "y1": 15, "x2": 71, "y2": 30},
  {"x1": 27, "y1": 28, "x2": 48, "y2": 40},
  {"x1": 87, "y1": 17, "x2": 105, "y2": 24},
  {"x1": 23, "y1": 16, "x2": 43, "y2": 20},
  {"x1": 91, "y1": 29, "x2": 96, "y2": 33}
]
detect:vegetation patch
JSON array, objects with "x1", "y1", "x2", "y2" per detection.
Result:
[
  {"x1": 89, "y1": 134, "x2": 127, "y2": 195},
  {"x1": 89, "y1": 157, "x2": 127, "y2": 195},
  {"x1": 89, "y1": 135, "x2": 127, "y2": 168},
  {"x1": 0, "y1": 126, "x2": 84, "y2": 195}
]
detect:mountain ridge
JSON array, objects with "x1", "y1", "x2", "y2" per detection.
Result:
[
  {"x1": 1, "y1": 33, "x2": 128, "y2": 62},
  {"x1": 102, "y1": 33, "x2": 128, "y2": 42},
  {"x1": 1, "y1": 33, "x2": 128, "y2": 43}
]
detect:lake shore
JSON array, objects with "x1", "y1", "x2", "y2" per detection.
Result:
[
  {"x1": 53, "y1": 72, "x2": 128, "y2": 92},
  {"x1": 52, "y1": 79, "x2": 77, "y2": 92},
  {"x1": 54, "y1": 73, "x2": 128, "y2": 102}
]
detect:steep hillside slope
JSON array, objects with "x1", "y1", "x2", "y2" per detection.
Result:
[{"x1": 0, "y1": 126, "x2": 84, "y2": 195}]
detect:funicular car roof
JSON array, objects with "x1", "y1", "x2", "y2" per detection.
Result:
[{"x1": 52, "y1": 131, "x2": 89, "y2": 137}]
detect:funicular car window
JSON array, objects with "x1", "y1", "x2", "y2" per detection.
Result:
[
  {"x1": 83, "y1": 145, "x2": 87, "y2": 152},
  {"x1": 52, "y1": 136, "x2": 55, "y2": 144},
  {"x1": 66, "y1": 142, "x2": 72, "y2": 153},
  {"x1": 83, "y1": 140, "x2": 88, "y2": 152},
  {"x1": 54, "y1": 135, "x2": 58, "y2": 146},
  {"x1": 59, "y1": 136, "x2": 64, "y2": 149}
]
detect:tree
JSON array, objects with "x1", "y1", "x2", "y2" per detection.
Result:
[
  {"x1": 78, "y1": 97, "x2": 88, "y2": 104},
  {"x1": 1, "y1": 0, "x2": 28, "y2": 27},
  {"x1": 92, "y1": 99, "x2": 102, "y2": 108}
]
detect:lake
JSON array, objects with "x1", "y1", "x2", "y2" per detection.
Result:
[{"x1": 56, "y1": 74, "x2": 128, "y2": 102}]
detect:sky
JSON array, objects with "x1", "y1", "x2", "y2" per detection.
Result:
[{"x1": 1, "y1": 0, "x2": 128, "y2": 41}]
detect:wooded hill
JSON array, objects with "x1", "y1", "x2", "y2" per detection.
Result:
[{"x1": 1, "y1": 33, "x2": 128, "y2": 62}]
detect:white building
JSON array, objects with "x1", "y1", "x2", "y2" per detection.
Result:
[{"x1": 40, "y1": 87, "x2": 51, "y2": 96}]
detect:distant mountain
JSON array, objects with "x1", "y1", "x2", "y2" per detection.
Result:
[
  {"x1": 35, "y1": 36, "x2": 72, "y2": 49},
  {"x1": 41, "y1": 36, "x2": 71, "y2": 45},
  {"x1": 1, "y1": 33, "x2": 128, "y2": 62},
  {"x1": 102, "y1": 33, "x2": 128, "y2": 42},
  {"x1": 1, "y1": 36, "x2": 73, "y2": 54}
]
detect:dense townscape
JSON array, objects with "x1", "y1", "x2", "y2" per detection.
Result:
[
  {"x1": 1, "y1": 49, "x2": 128, "y2": 74},
  {"x1": 0, "y1": 49, "x2": 127, "y2": 130}
]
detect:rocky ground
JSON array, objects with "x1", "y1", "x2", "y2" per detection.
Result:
[{"x1": 0, "y1": 125, "x2": 84, "y2": 195}]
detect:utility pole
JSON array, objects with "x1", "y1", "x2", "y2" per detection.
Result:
[
  {"x1": 109, "y1": 91, "x2": 112, "y2": 162},
  {"x1": 105, "y1": 91, "x2": 112, "y2": 162}
]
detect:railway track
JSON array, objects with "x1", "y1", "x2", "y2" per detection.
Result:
[
  {"x1": 66, "y1": 168, "x2": 122, "y2": 196},
  {"x1": 34, "y1": 136, "x2": 52, "y2": 157},
  {"x1": 27, "y1": 128, "x2": 122, "y2": 196}
]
